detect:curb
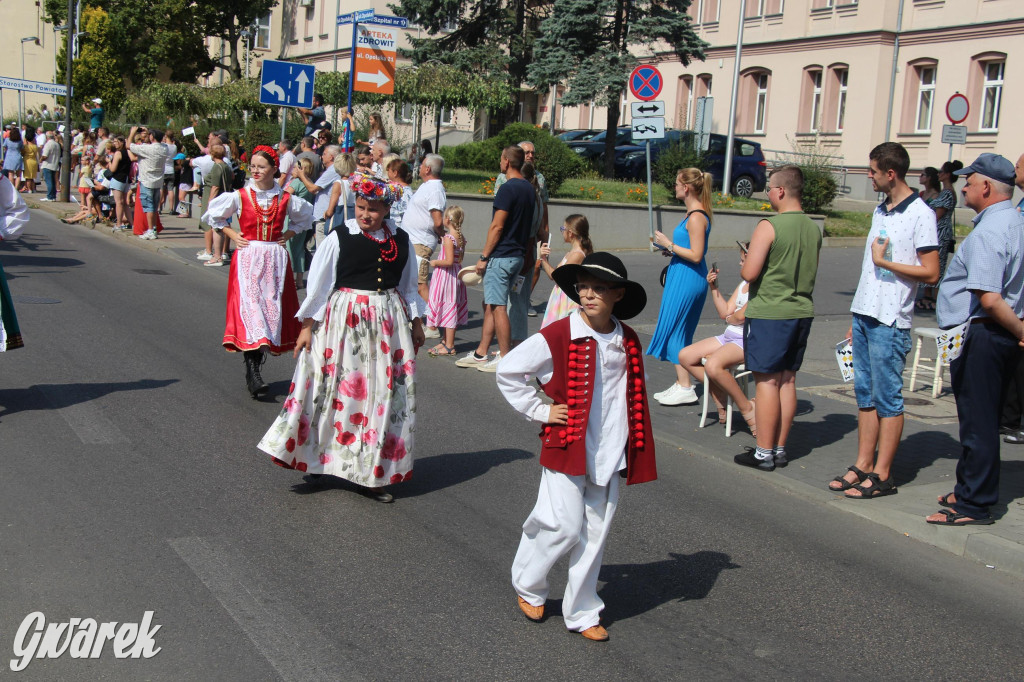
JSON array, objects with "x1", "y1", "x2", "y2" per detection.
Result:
[{"x1": 652, "y1": 427, "x2": 1024, "y2": 580}]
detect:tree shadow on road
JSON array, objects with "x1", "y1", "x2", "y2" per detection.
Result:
[
  {"x1": 288, "y1": 447, "x2": 534, "y2": 498},
  {"x1": 595, "y1": 551, "x2": 740, "y2": 625},
  {"x1": 0, "y1": 379, "x2": 179, "y2": 419}
]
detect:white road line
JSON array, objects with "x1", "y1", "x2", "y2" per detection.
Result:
[
  {"x1": 37, "y1": 384, "x2": 129, "y2": 445},
  {"x1": 169, "y1": 536, "x2": 365, "y2": 682}
]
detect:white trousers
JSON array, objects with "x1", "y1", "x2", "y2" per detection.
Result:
[{"x1": 512, "y1": 467, "x2": 620, "y2": 631}]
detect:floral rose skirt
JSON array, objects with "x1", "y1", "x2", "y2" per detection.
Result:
[{"x1": 258, "y1": 287, "x2": 415, "y2": 487}]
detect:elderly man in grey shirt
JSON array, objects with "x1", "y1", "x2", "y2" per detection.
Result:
[
  {"x1": 129, "y1": 125, "x2": 170, "y2": 239},
  {"x1": 928, "y1": 153, "x2": 1024, "y2": 527}
]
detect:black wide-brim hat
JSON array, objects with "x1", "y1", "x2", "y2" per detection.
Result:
[{"x1": 552, "y1": 252, "x2": 647, "y2": 320}]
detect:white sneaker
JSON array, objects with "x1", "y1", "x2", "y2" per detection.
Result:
[
  {"x1": 653, "y1": 384, "x2": 679, "y2": 401},
  {"x1": 139, "y1": 229, "x2": 157, "y2": 240},
  {"x1": 477, "y1": 352, "x2": 502, "y2": 373},
  {"x1": 658, "y1": 383, "x2": 698, "y2": 406},
  {"x1": 197, "y1": 251, "x2": 213, "y2": 261},
  {"x1": 423, "y1": 326, "x2": 440, "y2": 339},
  {"x1": 455, "y1": 351, "x2": 489, "y2": 368}
]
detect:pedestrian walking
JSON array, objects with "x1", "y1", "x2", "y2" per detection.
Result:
[
  {"x1": 927, "y1": 154, "x2": 1024, "y2": 526},
  {"x1": 538, "y1": 213, "x2": 592, "y2": 328},
  {"x1": 3, "y1": 128, "x2": 24, "y2": 187},
  {"x1": 201, "y1": 146, "x2": 314, "y2": 398},
  {"x1": 733, "y1": 166, "x2": 821, "y2": 471},
  {"x1": 496, "y1": 252, "x2": 656, "y2": 642},
  {"x1": 257, "y1": 172, "x2": 425, "y2": 504},
  {"x1": 648, "y1": 168, "x2": 713, "y2": 405},
  {"x1": 425, "y1": 205, "x2": 469, "y2": 356},
  {"x1": 0, "y1": 175, "x2": 31, "y2": 351},
  {"x1": 829, "y1": 143, "x2": 938, "y2": 496}
]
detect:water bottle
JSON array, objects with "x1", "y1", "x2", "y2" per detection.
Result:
[{"x1": 877, "y1": 228, "x2": 895, "y2": 282}]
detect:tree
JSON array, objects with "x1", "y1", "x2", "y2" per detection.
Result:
[
  {"x1": 55, "y1": 7, "x2": 127, "y2": 111},
  {"x1": 527, "y1": 0, "x2": 707, "y2": 177},
  {"x1": 195, "y1": 0, "x2": 278, "y2": 81},
  {"x1": 388, "y1": 0, "x2": 550, "y2": 125}
]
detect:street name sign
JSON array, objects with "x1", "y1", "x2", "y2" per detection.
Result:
[
  {"x1": 354, "y1": 26, "x2": 397, "y2": 95},
  {"x1": 941, "y1": 124, "x2": 967, "y2": 145},
  {"x1": 631, "y1": 100, "x2": 665, "y2": 118},
  {"x1": 337, "y1": 8, "x2": 375, "y2": 25},
  {"x1": 628, "y1": 65, "x2": 663, "y2": 102},
  {"x1": 259, "y1": 60, "x2": 315, "y2": 108},
  {"x1": 0, "y1": 77, "x2": 70, "y2": 97},
  {"x1": 338, "y1": 10, "x2": 408, "y2": 27},
  {"x1": 631, "y1": 117, "x2": 665, "y2": 140}
]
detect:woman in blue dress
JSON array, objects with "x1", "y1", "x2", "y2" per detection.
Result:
[
  {"x1": 3, "y1": 128, "x2": 25, "y2": 186},
  {"x1": 648, "y1": 168, "x2": 713, "y2": 406}
]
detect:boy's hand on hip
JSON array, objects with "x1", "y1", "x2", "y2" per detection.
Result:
[{"x1": 547, "y1": 404, "x2": 568, "y2": 425}]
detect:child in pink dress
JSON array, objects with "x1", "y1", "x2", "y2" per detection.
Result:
[
  {"x1": 426, "y1": 205, "x2": 469, "y2": 356},
  {"x1": 539, "y1": 214, "x2": 593, "y2": 328}
]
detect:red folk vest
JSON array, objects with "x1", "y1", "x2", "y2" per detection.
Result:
[
  {"x1": 536, "y1": 316, "x2": 657, "y2": 485},
  {"x1": 238, "y1": 188, "x2": 291, "y2": 242}
]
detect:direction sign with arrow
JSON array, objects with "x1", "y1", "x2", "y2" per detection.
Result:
[
  {"x1": 353, "y1": 26, "x2": 397, "y2": 95},
  {"x1": 631, "y1": 100, "x2": 665, "y2": 118},
  {"x1": 258, "y1": 59, "x2": 316, "y2": 108}
]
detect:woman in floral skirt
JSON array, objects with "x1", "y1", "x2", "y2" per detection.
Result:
[{"x1": 258, "y1": 172, "x2": 425, "y2": 503}]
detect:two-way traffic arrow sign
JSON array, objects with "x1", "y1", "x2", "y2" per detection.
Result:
[{"x1": 630, "y1": 100, "x2": 665, "y2": 118}]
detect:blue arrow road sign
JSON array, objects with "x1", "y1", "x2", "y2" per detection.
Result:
[{"x1": 259, "y1": 59, "x2": 316, "y2": 108}]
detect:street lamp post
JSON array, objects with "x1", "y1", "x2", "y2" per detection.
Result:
[
  {"x1": 20, "y1": 37, "x2": 39, "y2": 128},
  {"x1": 53, "y1": 25, "x2": 69, "y2": 115},
  {"x1": 240, "y1": 28, "x2": 252, "y2": 129}
]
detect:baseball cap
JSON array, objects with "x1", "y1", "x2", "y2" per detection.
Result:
[
  {"x1": 954, "y1": 153, "x2": 1016, "y2": 186},
  {"x1": 92, "y1": 98, "x2": 102, "y2": 104},
  {"x1": 173, "y1": 152, "x2": 186, "y2": 160}
]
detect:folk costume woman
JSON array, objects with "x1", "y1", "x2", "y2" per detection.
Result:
[
  {"x1": 202, "y1": 146, "x2": 314, "y2": 397},
  {"x1": 0, "y1": 175, "x2": 31, "y2": 351},
  {"x1": 258, "y1": 172, "x2": 425, "y2": 504}
]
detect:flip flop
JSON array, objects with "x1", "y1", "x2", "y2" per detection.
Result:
[{"x1": 926, "y1": 509, "x2": 994, "y2": 526}]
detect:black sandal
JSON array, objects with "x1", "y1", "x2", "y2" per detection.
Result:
[
  {"x1": 938, "y1": 492, "x2": 956, "y2": 508},
  {"x1": 845, "y1": 473, "x2": 898, "y2": 499},
  {"x1": 828, "y1": 466, "x2": 868, "y2": 492},
  {"x1": 926, "y1": 509, "x2": 994, "y2": 526}
]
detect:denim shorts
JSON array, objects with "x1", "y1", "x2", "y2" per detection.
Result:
[
  {"x1": 483, "y1": 256, "x2": 523, "y2": 306},
  {"x1": 107, "y1": 178, "x2": 127, "y2": 193},
  {"x1": 744, "y1": 317, "x2": 812, "y2": 373},
  {"x1": 851, "y1": 313, "x2": 912, "y2": 418},
  {"x1": 139, "y1": 186, "x2": 161, "y2": 213}
]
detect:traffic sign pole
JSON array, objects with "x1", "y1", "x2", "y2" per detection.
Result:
[
  {"x1": 646, "y1": 140, "x2": 655, "y2": 251},
  {"x1": 348, "y1": 19, "x2": 358, "y2": 112}
]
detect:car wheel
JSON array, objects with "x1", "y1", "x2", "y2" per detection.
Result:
[{"x1": 732, "y1": 175, "x2": 754, "y2": 198}]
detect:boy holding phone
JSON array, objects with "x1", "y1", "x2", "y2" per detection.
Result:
[{"x1": 735, "y1": 165, "x2": 822, "y2": 471}]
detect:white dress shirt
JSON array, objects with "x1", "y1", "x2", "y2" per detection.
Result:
[{"x1": 496, "y1": 311, "x2": 628, "y2": 486}]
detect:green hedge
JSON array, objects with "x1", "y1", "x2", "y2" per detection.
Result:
[
  {"x1": 439, "y1": 123, "x2": 586, "y2": 193},
  {"x1": 653, "y1": 142, "x2": 706, "y2": 196}
]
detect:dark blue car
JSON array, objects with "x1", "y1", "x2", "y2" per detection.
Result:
[
  {"x1": 614, "y1": 130, "x2": 767, "y2": 197},
  {"x1": 566, "y1": 127, "x2": 634, "y2": 165}
]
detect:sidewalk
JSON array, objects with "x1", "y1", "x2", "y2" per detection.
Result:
[{"x1": 27, "y1": 197, "x2": 1024, "y2": 580}]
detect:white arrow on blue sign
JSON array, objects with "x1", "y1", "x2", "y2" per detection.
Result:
[
  {"x1": 337, "y1": 8, "x2": 380, "y2": 25},
  {"x1": 259, "y1": 59, "x2": 316, "y2": 109}
]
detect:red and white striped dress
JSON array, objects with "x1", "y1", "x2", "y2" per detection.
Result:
[{"x1": 426, "y1": 234, "x2": 468, "y2": 329}]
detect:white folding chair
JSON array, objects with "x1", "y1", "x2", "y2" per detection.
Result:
[{"x1": 700, "y1": 360, "x2": 753, "y2": 437}]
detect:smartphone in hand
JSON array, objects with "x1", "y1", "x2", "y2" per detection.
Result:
[{"x1": 711, "y1": 261, "x2": 718, "y2": 272}]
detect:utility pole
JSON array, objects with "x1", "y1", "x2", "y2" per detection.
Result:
[{"x1": 59, "y1": 0, "x2": 75, "y2": 203}]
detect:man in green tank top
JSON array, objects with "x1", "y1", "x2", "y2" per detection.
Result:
[{"x1": 735, "y1": 165, "x2": 822, "y2": 471}]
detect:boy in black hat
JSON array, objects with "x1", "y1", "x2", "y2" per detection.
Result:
[{"x1": 496, "y1": 252, "x2": 657, "y2": 642}]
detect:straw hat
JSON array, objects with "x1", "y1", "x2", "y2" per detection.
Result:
[{"x1": 457, "y1": 266, "x2": 483, "y2": 286}]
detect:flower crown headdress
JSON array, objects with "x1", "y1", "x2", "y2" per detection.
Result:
[
  {"x1": 252, "y1": 145, "x2": 279, "y2": 167},
  {"x1": 350, "y1": 171, "x2": 403, "y2": 205}
]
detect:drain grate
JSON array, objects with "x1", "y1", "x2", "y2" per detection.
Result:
[
  {"x1": 13, "y1": 296, "x2": 61, "y2": 304},
  {"x1": 132, "y1": 269, "x2": 170, "y2": 275}
]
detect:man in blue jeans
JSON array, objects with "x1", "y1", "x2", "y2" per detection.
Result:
[
  {"x1": 39, "y1": 131, "x2": 60, "y2": 202},
  {"x1": 828, "y1": 143, "x2": 939, "y2": 498},
  {"x1": 456, "y1": 146, "x2": 535, "y2": 373}
]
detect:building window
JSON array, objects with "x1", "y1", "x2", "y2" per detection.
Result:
[
  {"x1": 255, "y1": 13, "x2": 271, "y2": 50},
  {"x1": 697, "y1": 74, "x2": 712, "y2": 98},
  {"x1": 980, "y1": 60, "x2": 1004, "y2": 132},
  {"x1": 677, "y1": 75, "x2": 693, "y2": 129},
  {"x1": 440, "y1": 107, "x2": 454, "y2": 126},
  {"x1": 692, "y1": 0, "x2": 719, "y2": 23},
  {"x1": 835, "y1": 68, "x2": 848, "y2": 131},
  {"x1": 914, "y1": 65, "x2": 936, "y2": 133},
  {"x1": 809, "y1": 70, "x2": 822, "y2": 132},
  {"x1": 754, "y1": 73, "x2": 768, "y2": 133},
  {"x1": 395, "y1": 103, "x2": 415, "y2": 123},
  {"x1": 745, "y1": 0, "x2": 764, "y2": 17},
  {"x1": 812, "y1": 0, "x2": 833, "y2": 9}
]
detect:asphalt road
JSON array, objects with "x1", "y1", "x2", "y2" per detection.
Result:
[{"x1": 1, "y1": 213, "x2": 1022, "y2": 680}]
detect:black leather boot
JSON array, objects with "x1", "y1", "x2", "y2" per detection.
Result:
[{"x1": 244, "y1": 350, "x2": 269, "y2": 398}]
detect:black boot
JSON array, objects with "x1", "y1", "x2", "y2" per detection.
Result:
[{"x1": 244, "y1": 350, "x2": 269, "y2": 398}]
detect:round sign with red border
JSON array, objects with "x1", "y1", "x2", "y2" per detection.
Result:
[
  {"x1": 629, "y1": 65, "x2": 663, "y2": 102},
  {"x1": 946, "y1": 93, "x2": 969, "y2": 124}
]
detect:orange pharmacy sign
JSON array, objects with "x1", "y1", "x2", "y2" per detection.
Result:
[{"x1": 354, "y1": 26, "x2": 397, "y2": 95}]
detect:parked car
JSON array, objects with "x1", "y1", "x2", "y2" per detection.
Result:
[
  {"x1": 613, "y1": 130, "x2": 767, "y2": 197},
  {"x1": 557, "y1": 129, "x2": 600, "y2": 142},
  {"x1": 567, "y1": 127, "x2": 634, "y2": 164}
]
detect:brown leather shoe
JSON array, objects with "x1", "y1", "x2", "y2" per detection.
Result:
[
  {"x1": 580, "y1": 624, "x2": 609, "y2": 641},
  {"x1": 517, "y1": 596, "x2": 544, "y2": 621}
]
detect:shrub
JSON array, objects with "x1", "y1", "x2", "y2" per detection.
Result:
[
  {"x1": 439, "y1": 122, "x2": 585, "y2": 193},
  {"x1": 653, "y1": 141, "x2": 705, "y2": 198},
  {"x1": 799, "y1": 166, "x2": 838, "y2": 214}
]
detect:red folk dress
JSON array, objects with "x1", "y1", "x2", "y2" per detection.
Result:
[{"x1": 215, "y1": 185, "x2": 310, "y2": 354}]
